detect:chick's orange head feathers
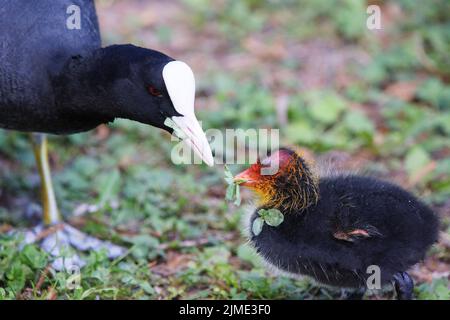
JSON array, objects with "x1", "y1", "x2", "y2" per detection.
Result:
[
  {"x1": 234, "y1": 148, "x2": 296, "y2": 189},
  {"x1": 234, "y1": 147, "x2": 319, "y2": 211}
]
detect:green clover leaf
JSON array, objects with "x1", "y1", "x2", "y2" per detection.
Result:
[
  {"x1": 224, "y1": 165, "x2": 243, "y2": 206},
  {"x1": 262, "y1": 208, "x2": 284, "y2": 227},
  {"x1": 252, "y1": 217, "x2": 264, "y2": 236},
  {"x1": 164, "y1": 118, "x2": 187, "y2": 140},
  {"x1": 254, "y1": 208, "x2": 284, "y2": 234}
]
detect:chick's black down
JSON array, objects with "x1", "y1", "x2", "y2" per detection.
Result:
[{"x1": 250, "y1": 175, "x2": 439, "y2": 288}]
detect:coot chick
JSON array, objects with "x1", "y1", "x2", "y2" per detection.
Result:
[{"x1": 235, "y1": 148, "x2": 439, "y2": 299}]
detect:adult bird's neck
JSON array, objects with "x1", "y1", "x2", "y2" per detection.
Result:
[{"x1": 51, "y1": 46, "x2": 138, "y2": 129}]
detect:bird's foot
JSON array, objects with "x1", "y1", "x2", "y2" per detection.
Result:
[
  {"x1": 19, "y1": 223, "x2": 126, "y2": 270},
  {"x1": 393, "y1": 271, "x2": 414, "y2": 300}
]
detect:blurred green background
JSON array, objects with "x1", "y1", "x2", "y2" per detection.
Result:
[{"x1": 0, "y1": 0, "x2": 449, "y2": 299}]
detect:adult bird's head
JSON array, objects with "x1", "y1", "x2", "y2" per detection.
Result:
[
  {"x1": 142, "y1": 58, "x2": 214, "y2": 167},
  {"x1": 80, "y1": 44, "x2": 214, "y2": 166}
]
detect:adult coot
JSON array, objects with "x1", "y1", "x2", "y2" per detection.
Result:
[{"x1": 0, "y1": 1, "x2": 213, "y2": 267}]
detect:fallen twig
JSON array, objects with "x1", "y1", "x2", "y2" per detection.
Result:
[
  {"x1": 34, "y1": 224, "x2": 64, "y2": 242},
  {"x1": 46, "y1": 287, "x2": 57, "y2": 300},
  {"x1": 157, "y1": 233, "x2": 236, "y2": 250},
  {"x1": 0, "y1": 223, "x2": 13, "y2": 234},
  {"x1": 35, "y1": 265, "x2": 52, "y2": 292}
]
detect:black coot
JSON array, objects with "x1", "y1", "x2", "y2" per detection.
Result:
[{"x1": 0, "y1": 1, "x2": 213, "y2": 265}]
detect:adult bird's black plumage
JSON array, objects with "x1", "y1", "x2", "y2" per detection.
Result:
[
  {"x1": 0, "y1": 0, "x2": 213, "y2": 263},
  {"x1": 0, "y1": 1, "x2": 205, "y2": 136},
  {"x1": 236, "y1": 148, "x2": 439, "y2": 300}
]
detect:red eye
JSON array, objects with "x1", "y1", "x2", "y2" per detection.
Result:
[{"x1": 148, "y1": 86, "x2": 163, "y2": 97}]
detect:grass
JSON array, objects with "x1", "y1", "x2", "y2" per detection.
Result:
[{"x1": 0, "y1": 0, "x2": 449, "y2": 299}]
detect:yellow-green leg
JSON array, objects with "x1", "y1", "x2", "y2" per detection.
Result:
[
  {"x1": 30, "y1": 133, "x2": 61, "y2": 225},
  {"x1": 25, "y1": 133, "x2": 125, "y2": 269}
]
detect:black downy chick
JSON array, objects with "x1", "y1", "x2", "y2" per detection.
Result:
[{"x1": 235, "y1": 148, "x2": 439, "y2": 299}]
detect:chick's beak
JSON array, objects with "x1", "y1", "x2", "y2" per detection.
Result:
[
  {"x1": 172, "y1": 115, "x2": 214, "y2": 166},
  {"x1": 234, "y1": 169, "x2": 256, "y2": 187}
]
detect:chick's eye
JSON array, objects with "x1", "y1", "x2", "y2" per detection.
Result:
[{"x1": 147, "y1": 86, "x2": 163, "y2": 97}]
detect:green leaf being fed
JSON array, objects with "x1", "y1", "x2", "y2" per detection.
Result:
[
  {"x1": 224, "y1": 165, "x2": 234, "y2": 184},
  {"x1": 234, "y1": 184, "x2": 241, "y2": 206},
  {"x1": 163, "y1": 118, "x2": 187, "y2": 140},
  {"x1": 225, "y1": 183, "x2": 236, "y2": 201},
  {"x1": 224, "y1": 165, "x2": 244, "y2": 206}
]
